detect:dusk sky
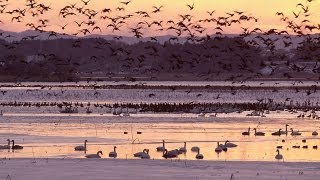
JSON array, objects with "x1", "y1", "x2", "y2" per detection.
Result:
[{"x1": 0, "y1": 0, "x2": 319, "y2": 36}]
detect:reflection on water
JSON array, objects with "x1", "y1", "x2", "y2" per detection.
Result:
[
  {"x1": 0, "y1": 81, "x2": 320, "y2": 162},
  {"x1": 0, "y1": 117, "x2": 319, "y2": 162}
]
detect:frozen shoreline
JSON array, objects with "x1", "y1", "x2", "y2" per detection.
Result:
[{"x1": 1, "y1": 158, "x2": 320, "y2": 180}]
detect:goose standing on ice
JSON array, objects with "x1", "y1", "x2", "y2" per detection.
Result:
[
  {"x1": 196, "y1": 148, "x2": 204, "y2": 159},
  {"x1": 253, "y1": 128, "x2": 265, "y2": 136},
  {"x1": 74, "y1": 140, "x2": 88, "y2": 152},
  {"x1": 156, "y1": 140, "x2": 165, "y2": 152},
  {"x1": 224, "y1": 140, "x2": 237, "y2": 148},
  {"x1": 11, "y1": 140, "x2": 23, "y2": 150},
  {"x1": 179, "y1": 142, "x2": 187, "y2": 153},
  {"x1": 85, "y1": 151, "x2": 103, "y2": 158},
  {"x1": 109, "y1": 146, "x2": 117, "y2": 158},
  {"x1": 275, "y1": 149, "x2": 283, "y2": 160}
]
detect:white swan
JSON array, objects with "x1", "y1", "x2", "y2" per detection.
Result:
[
  {"x1": 140, "y1": 149, "x2": 150, "y2": 159},
  {"x1": 275, "y1": 149, "x2": 283, "y2": 160},
  {"x1": 75, "y1": 140, "x2": 87, "y2": 151},
  {"x1": 0, "y1": 139, "x2": 10, "y2": 149},
  {"x1": 109, "y1": 146, "x2": 117, "y2": 158},
  {"x1": 156, "y1": 140, "x2": 165, "y2": 152},
  {"x1": 179, "y1": 142, "x2": 187, "y2": 153},
  {"x1": 253, "y1": 128, "x2": 265, "y2": 136},
  {"x1": 312, "y1": 131, "x2": 318, "y2": 136},
  {"x1": 196, "y1": 148, "x2": 204, "y2": 159},
  {"x1": 215, "y1": 142, "x2": 223, "y2": 153},
  {"x1": 290, "y1": 128, "x2": 301, "y2": 136},
  {"x1": 191, "y1": 146, "x2": 200, "y2": 152},
  {"x1": 224, "y1": 140, "x2": 237, "y2": 148},
  {"x1": 85, "y1": 151, "x2": 102, "y2": 158},
  {"x1": 134, "y1": 149, "x2": 148, "y2": 157}
]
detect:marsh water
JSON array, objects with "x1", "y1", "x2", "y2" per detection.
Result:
[{"x1": 0, "y1": 81, "x2": 320, "y2": 162}]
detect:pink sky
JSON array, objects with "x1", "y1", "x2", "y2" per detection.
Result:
[{"x1": 0, "y1": 0, "x2": 319, "y2": 36}]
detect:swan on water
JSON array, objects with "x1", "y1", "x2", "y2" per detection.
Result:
[
  {"x1": 253, "y1": 128, "x2": 265, "y2": 136},
  {"x1": 0, "y1": 139, "x2": 10, "y2": 149},
  {"x1": 168, "y1": 149, "x2": 182, "y2": 155},
  {"x1": 74, "y1": 140, "x2": 88, "y2": 151},
  {"x1": 85, "y1": 151, "x2": 103, "y2": 158},
  {"x1": 195, "y1": 148, "x2": 204, "y2": 159},
  {"x1": 191, "y1": 146, "x2": 200, "y2": 152},
  {"x1": 242, "y1": 128, "x2": 250, "y2": 136},
  {"x1": 290, "y1": 128, "x2": 301, "y2": 136},
  {"x1": 156, "y1": 140, "x2": 165, "y2": 152},
  {"x1": 179, "y1": 142, "x2": 187, "y2": 153},
  {"x1": 140, "y1": 149, "x2": 150, "y2": 159},
  {"x1": 162, "y1": 149, "x2": 177, "y2": 159},
  {"x1": 280, "y1": 124, "x2": 289, "y2": 135},
  {"x1": 109, "y1": 146, "x2": 117, "y2": 158},
  {"x1": 271, "y1": 129, "x2": 282, "y2": 136},
  {"x1": 11, "y1": 140, "x2": 23, "y2": 150},
  {"x1": 215, "y1": 142, "x2": 223, "y2": 153},
  {"x1": 224, "y1": 140, "x2": 237, "y2": 148},
  {"x1": 275, "y1": 149, "x2": 283, "y2": 160},
  {"x1": 134, "y1": 149, "x2": 148, "y2": 158}
]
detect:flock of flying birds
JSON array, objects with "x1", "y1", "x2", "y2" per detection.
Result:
[{"x1": 0, "y1": 0, "x2": 319, "y2": 83}]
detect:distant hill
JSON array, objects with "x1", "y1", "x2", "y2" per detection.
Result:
[
  {"x1": 0, "y1": 30, "x2": 319, "y2": 82},
  {"x1": 1, "y1": 29, "x2": 315, "y2": 50}
]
